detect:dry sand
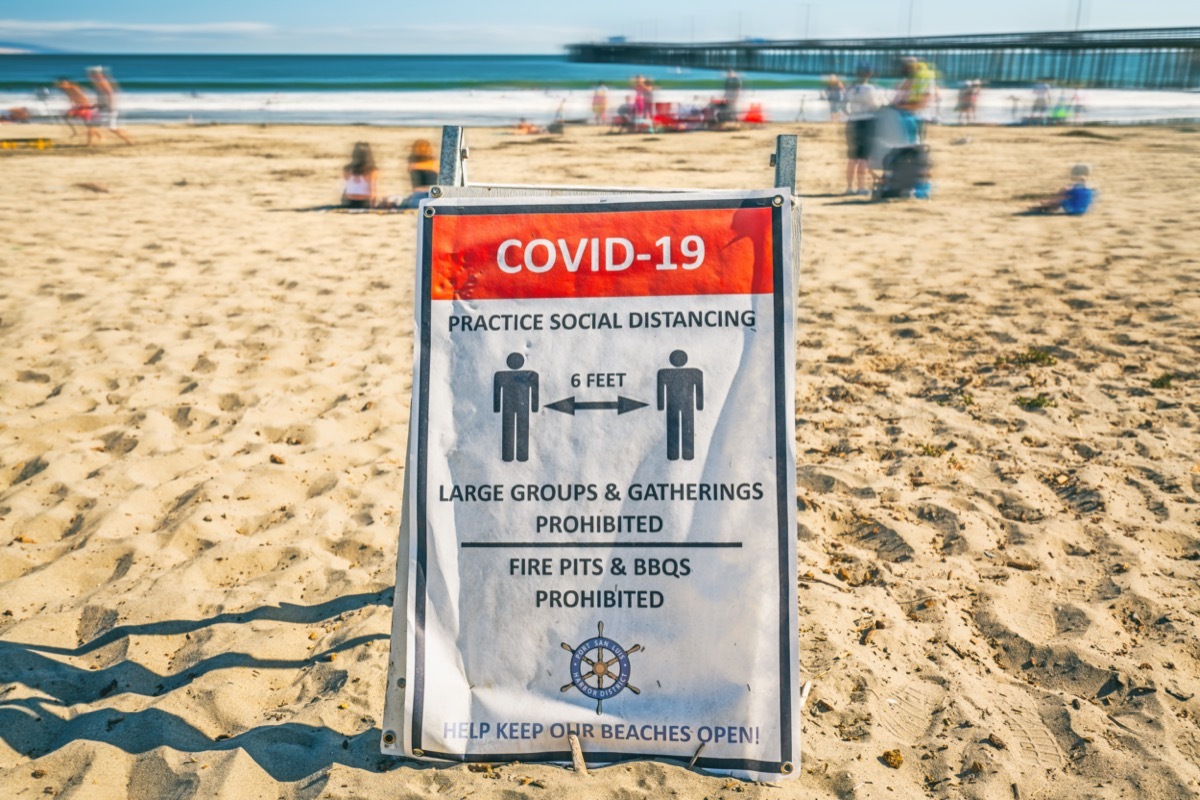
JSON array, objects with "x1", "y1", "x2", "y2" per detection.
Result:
[{"x1": 0, "y1": 121, "x2": 1198, "y2": 799}]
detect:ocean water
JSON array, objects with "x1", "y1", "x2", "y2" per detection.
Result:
[{"x1": 2, "y1": 53, "x2": 1197, "y2": 126}]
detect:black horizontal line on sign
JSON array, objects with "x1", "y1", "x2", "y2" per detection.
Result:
[{"x1": 460, "y1": 542, "x2": 743, "y2": 549}]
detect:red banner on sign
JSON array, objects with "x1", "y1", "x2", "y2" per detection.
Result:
[{"x1": 430, "y1": 207, "x2": 774, "y2": 301}]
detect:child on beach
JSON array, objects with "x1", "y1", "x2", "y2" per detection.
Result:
[{"x1": 1028, "y1": 163, "x2": 1095, "y2": 215}]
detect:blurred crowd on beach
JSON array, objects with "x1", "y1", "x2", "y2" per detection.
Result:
[{"x1": 1, "y1": 54, "x2": 1104, "y2": 213}]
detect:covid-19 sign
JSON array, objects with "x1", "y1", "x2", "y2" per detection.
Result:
[{"x1": 383, "y1": 191, "x2": 800, "y2": 780}]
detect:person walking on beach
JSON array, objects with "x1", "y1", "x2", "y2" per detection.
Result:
[
  {"x1": 844, "y1": 64, "x2": 881, "y2": 195},
  {"x1": 55, "y1": 78, "x2": 98, "y2": 144},
  {"x1": 89, "y1": 66, "x2": 134, "y2": 145}
]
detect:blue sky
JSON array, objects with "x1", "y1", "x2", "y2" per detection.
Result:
[{"x1": 3, "y1": 0, "x2": 1199, "y2": 53}]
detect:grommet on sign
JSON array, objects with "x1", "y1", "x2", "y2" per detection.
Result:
[
  {"x1": 772, "y1": 195, "x2": 784, "y2": 207},
  {"x1": 429, "y1": 186, "x2": 442, "y2": 198},
  {"x1": 781, "y1": 761, "x2": 795, "y2": 774},
  {"x1": 423, "y1": 206, "x2": 436, "y2": 217},
  {"x1": 382, "y1": 731, "x2": 396, "y2": 746}
]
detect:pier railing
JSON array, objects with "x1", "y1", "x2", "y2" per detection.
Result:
[{"x1": 566, "y1": 27, "x2": 1200, "y2": 89}]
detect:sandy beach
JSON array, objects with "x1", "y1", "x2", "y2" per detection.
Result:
[{"x1": 1, "y1": 120, "x2": 1198, "y2": 799}]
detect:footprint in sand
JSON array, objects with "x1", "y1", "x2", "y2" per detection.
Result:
[
  {"x1": 988, "y1": 581, "x2": 1058, "y2": 645},
  {"x1": 995, "y1": 698, "x2": 1063, "y2": 772},
  {"x1": 875, "y1": 680, "x2": 945, "y2": 743}
]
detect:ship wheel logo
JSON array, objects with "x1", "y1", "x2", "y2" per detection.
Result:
[{"x1": 560, "y1": 622, "x2": 643, "y2": 714}]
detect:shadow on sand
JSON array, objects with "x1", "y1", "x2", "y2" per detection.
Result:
[{"x1": 0, "y1": 589, "x2": 407, "y2": 782}]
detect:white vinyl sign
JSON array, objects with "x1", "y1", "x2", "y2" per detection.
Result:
[{"x1": 384, "y1": 190, "x2": 799, "y2": 780}]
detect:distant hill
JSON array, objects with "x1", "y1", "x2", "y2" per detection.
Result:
[{"x1": 0, "y1": 42, "x2": 63, "y2": 55}]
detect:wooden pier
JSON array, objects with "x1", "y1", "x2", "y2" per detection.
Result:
[{"x1": 567, "y1": 28, "x2": 1200, "y2": 89}]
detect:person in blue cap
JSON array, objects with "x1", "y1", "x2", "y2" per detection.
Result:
[{"x1": 844, "y1": 62, "x2": 882, "y2": 195}]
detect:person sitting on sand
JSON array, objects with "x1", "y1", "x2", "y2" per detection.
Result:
[
  {"x1": 55, "y1": 78, "x2": 98, "y2": 144},
  {"x1": 515, "y1": 118, "x2": 543, "y2": 135},
  {"x1": 393, "y1": 139, "x2": 439, "y2": 209},
  {"x1": 408, "y1": 139, "x2": 438, "y2": 191},
  {"x1": 1028, "y1": 164, "x2": 1095, "y2": 215},
  {"x1": 342, "y1": 142, "x2": 378, "y2": 209}
]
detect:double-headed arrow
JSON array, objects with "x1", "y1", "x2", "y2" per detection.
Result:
[{"x1": 545, "y1": 396, "x2": 648, "y2": 415}]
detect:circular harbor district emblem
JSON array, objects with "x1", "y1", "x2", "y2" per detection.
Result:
[{"x1": 561, "y1": 622, "x2": 642, "y2": 714}]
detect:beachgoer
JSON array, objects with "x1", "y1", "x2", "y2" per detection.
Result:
[
  {"x1": 342, "y1": 141, "x2": 378, "y2": 208},
  {"x1": 1032, "y1": 81, "x2": 1051, "y2": 123},
  {"x1": 88, "y1": 66, "x2": 133, "y2": 145},
  {"x1": 631, "y1": 76, "x2": 646, "y2": 124},
  {"x1": 723, "y1": 70, "x2": 742, "y2": 121},
  {"x1": 967, "y1": 80, "x2": 981, "y2": 123},
  {"x1": 955, "y1": 83, "x2": 971, "y2": 124},
  {"x1": 844, "y1": 64, "x2": 881, "y2": 195},
  {"x1": 384, "y1": 139, "x2": 441, "y2": 209},
  {"x1": 893, "y1": 57, "x2": 933, "y2": 141},
  {"x1": 592, "y1": 83, "x2": 608, "y2": 126},
  {"x1": 612, "y1": 96, "x2": 635, "y2": 132},
  {"x1": 824, "y1": 75, "x2": 845, "y2": 122},
  {"x1": 1070, "y1": 89, "x2": 1085, "y2": 123},
  {"x1": 1008, "y1": 94, "x2": 1021, "y2": 121},
  {"x1": 1027, "y1": 164, "x2": 1095, "y2": 215},
  {"x1": 1051, "y1": 91, "x2": 1072, "y2": 125},
  {"x1": 637, "y1": 76, "x2": 656, "y2": 131},
  {"x1": 515, "y1": 118, "x2": 542, "y2": 135},
  {"x1": 55, "y1": 78, "x2": 98, "y2": 144},
  {"x1": 407, "y1": 139, "x2": 438, "y2": 191},
  {"x1": 956, "y1": 80, "x2": 980, "y2": 124},
  {"x1": 928, "y1": 64, "x2": 942, "y2": 124}
]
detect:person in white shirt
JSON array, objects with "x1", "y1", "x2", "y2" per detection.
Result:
[{"x1": 844, "y1": 64, "x2": 882, "y2": 195}]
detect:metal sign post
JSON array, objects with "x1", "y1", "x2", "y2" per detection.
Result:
[{"x1": 383, "y1": 127, "x2": 801, "y2": 781}]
